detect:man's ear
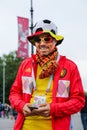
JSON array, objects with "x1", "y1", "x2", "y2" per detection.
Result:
[{"x1": 53, "y1": 39, "x2": 57, "y2": 46}]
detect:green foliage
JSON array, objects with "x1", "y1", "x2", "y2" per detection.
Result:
[{"x1": 0, "y1": 51, "x2": 23, "y2": 104}]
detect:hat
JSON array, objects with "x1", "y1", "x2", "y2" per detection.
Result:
[{"x1": 27, "y1": 19, "x2": 64, "y2": 46}]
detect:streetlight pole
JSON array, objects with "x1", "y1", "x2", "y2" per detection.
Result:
[
  {"x1": 30, "y1": 0, "x2": 34, "y2": 54},
  {"x1": 3, "y1": 61, "x2": 6, "y2": 104}
]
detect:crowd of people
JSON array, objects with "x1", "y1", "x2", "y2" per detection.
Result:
[
  {"x1": 0, "y1": 102, "x2": 10, "y2": 118},
  {"x1": 0, "y1": 102, "x2": 17, "y2": 120}
]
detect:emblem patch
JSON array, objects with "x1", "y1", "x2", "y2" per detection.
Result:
[{"x1": 60, "y1": 68, "x2": 67, "y2": 78}]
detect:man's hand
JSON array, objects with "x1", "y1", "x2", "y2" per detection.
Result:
[
  {"x1": 23, "y1": 103, "x2": 32, "y2": 117},
  {"x1": 23, "y1": 103, "x2": 50, "y2": 117},
  {"x1": 23, "y1": 103, "x2": 39, "y2": 117},
  {"x1": 32, "y1": 103, "x2": 50, "y2": 117}
]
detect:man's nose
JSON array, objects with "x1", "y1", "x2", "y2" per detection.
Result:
[{"x1": 40, "y1": 40, "x2": 46, "y2": 45}]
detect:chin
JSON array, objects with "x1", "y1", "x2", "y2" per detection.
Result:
[
  {"x1": 41, "y1": 53, "x2": 50, "y2": 56},
  {"x1": 39, "y1": 51, "x2": 48, "y2": 56}
]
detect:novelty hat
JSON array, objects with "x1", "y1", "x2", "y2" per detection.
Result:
[{"x1": 27, "y1": 19, "x2": 64, "y2": 46}]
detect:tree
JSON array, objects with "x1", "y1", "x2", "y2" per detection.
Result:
[{"x1": 0, "y1": 51, "x2": 23, "y2": 104}]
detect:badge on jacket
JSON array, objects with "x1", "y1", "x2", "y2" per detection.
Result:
[{"x1": 60, "y1": 68, "x2": 67, "y2": 78}]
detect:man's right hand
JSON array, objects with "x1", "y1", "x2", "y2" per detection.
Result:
[
  {"x1": 23, "y1": 103, "x2": 32, "y2": 117},
  {"x1": 22, "y1": 103, "x2": 38, "y2": 117}
]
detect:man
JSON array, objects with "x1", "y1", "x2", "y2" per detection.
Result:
[
  {"x1": 80, "y1": 94, "x2": 87, "y2": 130},
  {"x1": 9, "y1": 19, "x2": 85, "y2": 130}
]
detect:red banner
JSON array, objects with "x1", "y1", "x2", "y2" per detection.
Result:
[{"x1": 17, "y1": 16, "x2": 29, "y2": 58}]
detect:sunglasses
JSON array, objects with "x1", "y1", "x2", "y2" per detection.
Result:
[{"x1": 34, "y1": 36, "x2": 53, "y2": 43}]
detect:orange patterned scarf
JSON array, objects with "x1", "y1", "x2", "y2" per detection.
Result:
[{"x1": 36, "y1": 48, "x2": 58, "y2": 79}]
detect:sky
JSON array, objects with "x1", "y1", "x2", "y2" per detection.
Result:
[{"x1": 0, "y1": 0, "x2": 87, "y2": 90}]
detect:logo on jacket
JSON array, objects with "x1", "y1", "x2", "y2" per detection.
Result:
[
  {"x1": 60, "y1": 68, "x2": 67, "y2": 78},
  {"x1": 25, "y1": 68, "x2": 31, "y2": 73}
]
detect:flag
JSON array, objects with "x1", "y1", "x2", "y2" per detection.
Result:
[{"x1": 17, "y1": 16, "x2": 29, "y2": 58}]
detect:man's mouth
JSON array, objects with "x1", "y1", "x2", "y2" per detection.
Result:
[{"x1": 39, "y1": 45, "x2": 49, "y2": 50}]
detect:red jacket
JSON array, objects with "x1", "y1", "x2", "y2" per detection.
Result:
[{"x1": 9, "y1": 55, "x2": 85, "y2": 130}]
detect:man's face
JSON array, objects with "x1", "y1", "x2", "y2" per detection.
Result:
[{"x1": 34, "y1": 34, "x2": 57, "y2": 56}]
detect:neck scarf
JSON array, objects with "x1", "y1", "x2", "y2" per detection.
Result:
[{"x1": 36, "y1": 48, "x2": 58, "y2": 79}]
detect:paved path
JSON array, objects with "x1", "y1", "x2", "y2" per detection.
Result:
[
  {"x1": 0, "y1": 118, "x2": 15, "y2": 130},
  {"x1": 72, "y1": 112, "x2": 84, "y2": 130},
  {"x1": 0, "y1": 112, "x2": 84, "y2": 130}
]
